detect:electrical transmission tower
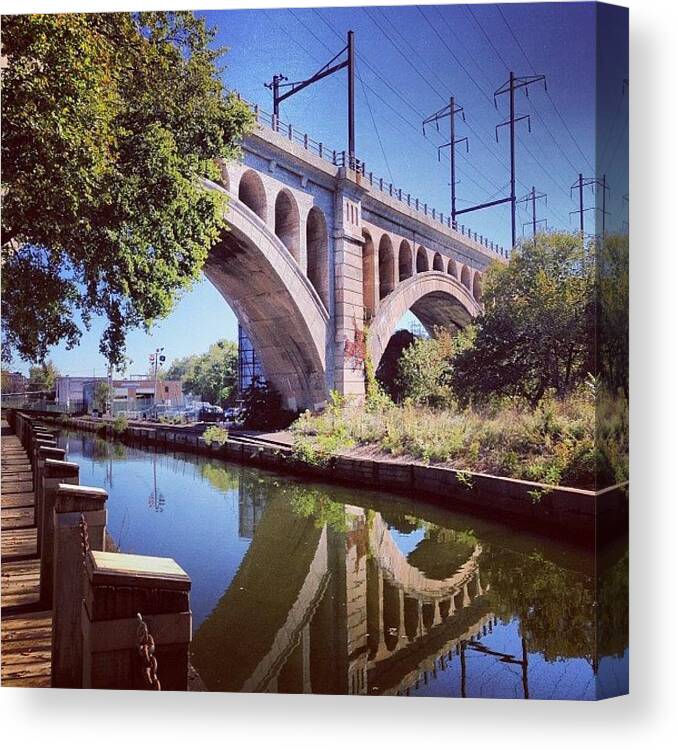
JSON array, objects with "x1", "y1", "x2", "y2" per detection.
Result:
[
  {"x1": 570, "y1": 173, "x2": 610, "y2": 237},
  {"x1": 265, "y1": 30, "x2": 356, "y2": 166},
  {"x1": 422, "y1": 97, "x2": 468, "y2": 221},
  {"x1": 517, "y1": 187, "x2": 547, "y2": 239},
  {"x1": 450, "y1": 72, "x2": 546, "y2": 250}
]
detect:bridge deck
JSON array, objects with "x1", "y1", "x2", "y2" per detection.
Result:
[{"x1": 1, "y1": 419, "x2": 52, "y2": 687}]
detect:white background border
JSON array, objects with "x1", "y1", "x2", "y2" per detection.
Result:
[{"x1": 1, "y1": 0, "x2": 676, "y2": 747}]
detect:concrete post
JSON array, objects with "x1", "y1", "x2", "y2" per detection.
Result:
[
  {"x1": 31, "y1": 432, "x2": 54, "y2": 464},
  {"x1": 462, "y1": 581, "x2": 471, "y2": 608},
  {"x1": 32, "y1": 437, "x2": 57, "y2": 529},
  {"x1": 52, "y1": 484, "x2": 107, "y2": 688},
  {"x1": 30, "y1": 430, "x2": 55, "y2": 464},
  {"x1": 35, "y1": 446, "x2": 66, "y2": 552},
  {"x1": 82, "y1": 550, "x2": 192, "y2": 690},
  {"x1": 40, "y1": 459, "x2": 79, "y2": 607}
]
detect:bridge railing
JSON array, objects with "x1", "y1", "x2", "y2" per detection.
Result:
[
  {"x1": 7, "y1": 409, "x2": 193, "y2": 691},
  {"x1": 235, "y1": 94, "x2": 510, "y2": 259}
]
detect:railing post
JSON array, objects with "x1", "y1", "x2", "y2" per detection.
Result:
[
  {"x1": 40, "y1": 459, "x2": 79, "y2": 607},
  {"x1": 32, "y1": 433, "x2": 56, "y2": 513},
  {"x1": 35, "y1": 446, "x2": 66, "y2": 554},
  {"x1": 81, "y1": 550, "x2": 192, "y2": 690},
  {"x1": 52, "y1": 484, "x2": 107, "y2": 688},
  {"x1": 28, "y1": 426, "x2": 52, "y2": 463}
]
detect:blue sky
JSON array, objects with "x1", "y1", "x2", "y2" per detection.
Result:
[{"x1": 12, "y1": 3, "x2": 628, "y2": 377}]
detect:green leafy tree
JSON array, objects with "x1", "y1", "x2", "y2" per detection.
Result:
[
  {"x1": 396, "y1": 327, "x2": 469, "y2": 408},
  {"x1": 165, "y1": 339, "x2": 238, "y2": 406},
  {"x1": 597, "y1": 233, "x2": 629, "y2": 395},
  {"x1": 160, "y1": 354, "x2": 198, "y2": 383},
  {"x1": 27, "y1": 360, "x2": 59, "y2": 392},
  {"x1": 241, "y1": 377, "x2": 295, "y2": 429},
  {"x1": 1, "y1": 12, "x2": 253, "y2": 367},
  {"x1": 92, "y1": 380, "x2": 113, "y2": 413},
  {"x1": 452, "y1": 232, "x2": 595, "y2": 406}
]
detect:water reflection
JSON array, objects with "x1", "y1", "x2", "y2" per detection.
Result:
[{"x1": 58, "y1": 431, "x2": 628, "y2": 700}]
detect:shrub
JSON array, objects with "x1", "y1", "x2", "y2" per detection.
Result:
[
  {"x1": 203, "y1": 425, "x2": 229, "y2": 446},
  {"x1": 289, "y1": 385, "x2": 626, "y2": 491},
  {"x1": 240, "y1": 377, "x2": 296, "y2": 429},
  {"x1": 112, "y1": 415, "x2": 128, "y2": 434}
]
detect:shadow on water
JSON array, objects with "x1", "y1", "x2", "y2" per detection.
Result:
[{"x1": 58, "y1": 429, "x2": 628, "y2": 700}]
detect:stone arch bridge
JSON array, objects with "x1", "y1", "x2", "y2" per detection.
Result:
[{"x1": 207, "y1": 106, "x2": 505, "y2": 410}]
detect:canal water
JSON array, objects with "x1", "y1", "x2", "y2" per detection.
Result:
[{"x1": 57, "y1": 430, "x2": 628, "y2": 700}]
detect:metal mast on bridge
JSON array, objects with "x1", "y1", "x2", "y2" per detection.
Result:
[{"x1": 265, "y1": 30, "x2": 356, "y2": 167}]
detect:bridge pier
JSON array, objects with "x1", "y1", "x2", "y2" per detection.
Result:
[{"x1": 332, "y1": 174, "x2": 367, "y2": 404}]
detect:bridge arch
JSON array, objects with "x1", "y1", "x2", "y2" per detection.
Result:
[
  {"x1": 473, "y1": 271, "x2": 483, "y2": 302},
  {"x1": 238, "y1": 169, "x2": 267, "y2": 222},
  {"x1": 204, "y1": 181, "x2": 329, "y2": 411},
  {"x1": 460, "y1": 264, "x2": 472, "y2": 290},
  {"x1": 274, "y1": 189, "x2": 301, "y2": 263},
  {"x1": 362, "y1": 230, "x2": 377, "y2": 319},
  {"x1": 447, "y1": 258, "x2": 458, "y2": 278},
  {"x1": 368, "y1": 272, "x2": 481, "y2": 368},
  {"x1": 398, "y1": 240, "x2": 413, "y2": 281},
  {"x1": 432, "y1": 252, "x2": 444, "y2": 272},
  {"x1": 416, "y1": 246, "x2": 429, "y2": 273},
  {"x1": 306, "y1": 206, "x2": 329, "y2": 309},
  {"x1": 379, "y1": 234, "x2": 395, "y2": 300}
]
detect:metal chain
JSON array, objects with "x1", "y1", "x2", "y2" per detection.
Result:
[
  {"x1": 136, "y1": 612, "x2": 162, "y2": 691},
  {"x1": 79, "y1": 513, "x2": 90, "y2": 566}
]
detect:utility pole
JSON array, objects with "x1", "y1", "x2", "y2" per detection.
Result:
[
  {"x1": 266, "y1": 30, "x2": 356, "y2": 167},
  {"x1": 422, "y1": 96, "x2": 468, "y2": 221},
  {"x1": 517, "y1": 186, "x2": 547, "y2": 239},
  {"x1": 453, "y1": 72, "x2": 546, "y2": 251},
  {"x1": 494, "y1": 72, "x2": 546, "y2": 248},
  {"x1": 570, "y1": 174, "x2": 609, "y2": 238}
]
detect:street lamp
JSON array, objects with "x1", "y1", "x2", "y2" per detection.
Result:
[{"x1": 149, "y1": 347, "x2": 166, "y2": 416}]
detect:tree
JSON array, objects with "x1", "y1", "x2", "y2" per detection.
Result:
[
  {"x1": 1, "y1": 12, "x2": 253, "y2": 368},
  {"x1": 92, "y1": 381, "x2": 113, "y2": 413},
  {"x1": 164, "y1": 339, "x2": 238, "y2": 405},
  {"x1": 27, "y1": 360, "x2": 60, "y2": 392},
  {"x1": 396, "y1": 327, "x2": 467, "y2": 408},
  {"x1": 452, "y1": 232, "x2": 595, "y2": 406},
  {"x1": 375, "y1": 329, "x2": 415, "y2": 401},
  {"x1": 597, "y1": 233, "x2": 629, "y2": 395}
]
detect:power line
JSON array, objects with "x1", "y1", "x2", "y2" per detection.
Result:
[
  {"x1": 357, "y1": 68, "x2": 394, "y2": 184},
  {"x1": 495, "y1": 4, "x2": 594, "y2": 173},
  {"x1": 284, "y1": 9, "x2": 500, "y2": 202},
  {"x1": 460, "y1": 3, "x2": 579, "y2": 225},
  {"x1": 305, "y1": 7, "x2": 506, "y2": 199}
]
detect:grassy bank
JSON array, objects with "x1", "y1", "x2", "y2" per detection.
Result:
[{"x1": 291, "y1": 387, "x2": 628, "y2": 492}]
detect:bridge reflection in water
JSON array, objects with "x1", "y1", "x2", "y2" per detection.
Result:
[{"x1": 59, "y1": 431, "x2": 629, "y2": 700}]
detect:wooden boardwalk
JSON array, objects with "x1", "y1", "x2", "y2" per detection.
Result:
[{"x1": 1, "y1": 418, "x2": 51, "y2": 687}]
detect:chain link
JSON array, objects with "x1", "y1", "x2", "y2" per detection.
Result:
[
  {"x1": 79, "y1": 513, "x2": 90, "y2": 566},
  {"x1": 136, "y1": 612, "x2": 162, "y2": 690}
]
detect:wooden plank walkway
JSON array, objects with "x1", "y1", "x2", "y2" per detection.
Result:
[{"x1": 1, "y1": 418, "x2": 52, "y2": 687}]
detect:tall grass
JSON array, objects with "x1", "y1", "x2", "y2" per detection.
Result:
[{"x1": 292, "y1": 386, "x2": 627, "y2": 490}]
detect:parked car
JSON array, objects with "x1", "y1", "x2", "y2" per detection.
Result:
[{"x1": 198, "y1": 405, "x2": 224, "y2": 423}]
